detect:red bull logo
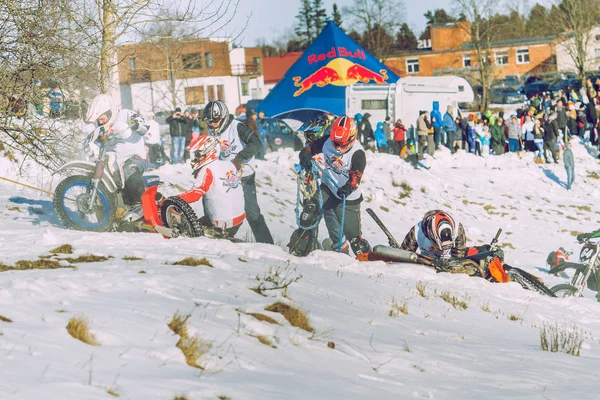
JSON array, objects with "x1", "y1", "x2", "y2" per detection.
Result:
[
  {"x1": 293, "y1": 57, "x2": 389, "y2": 97},
  {"x1": 221, "y1": 169, "x2": 241, "y2": 192},
  {"x1": 219, "y1": 139, "x2": 237, "y2": 159}
]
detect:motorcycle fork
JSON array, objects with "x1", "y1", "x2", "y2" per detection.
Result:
[
  {"x1": 87, "y1": 159, "x2": 105, "y2": 209},
  {"x1": 574, "y1": 246, "x2": 599, "y2": 297}
]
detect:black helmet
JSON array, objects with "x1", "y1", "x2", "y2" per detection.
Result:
[{"x1": 202, "y1": 100, "x2": 229, "y2": 135}]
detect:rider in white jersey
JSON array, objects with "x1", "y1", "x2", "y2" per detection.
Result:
[
  {"x1": 83, "y1": 94, "x2": 148, "y2": 209},
  {"x1": 299, "y1": 116, "x2": 371, "y2": 256},
  {"x1": 177, "y1": 135, "x2": 246, "y2": 237},
  {"x1": 202, "y1": 101, "x2": 273, "y2": 244}
]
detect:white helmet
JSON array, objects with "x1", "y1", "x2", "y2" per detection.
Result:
[{"x1": 86, "y1": 94, "x2": 118, "y2": 128}]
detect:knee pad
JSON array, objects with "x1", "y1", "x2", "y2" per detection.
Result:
[{"x1": 350, "y1": 236, "x2": 372, "y2": 255}]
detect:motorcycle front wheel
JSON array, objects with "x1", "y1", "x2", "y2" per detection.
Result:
[
  {"x1": 160, "y1": 196, "x2": 203, "y2": 238},
  {"x1": 550, "y1": 283, "x2": 579, "y2": 298},
  {"x1": 506, "y1": 266, "x2": 557, "y2": 297},
  {"x1": 53, "y1": 175, "x2": 116, "y2": 232}
]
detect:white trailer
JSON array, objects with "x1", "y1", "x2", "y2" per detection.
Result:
[{"x1": 346, "y1": 76, "x2": 474, "y2": 136}]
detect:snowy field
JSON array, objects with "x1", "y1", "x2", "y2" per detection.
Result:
[{"x1": 1, "y1": 140, "x2": 600, "y2": 399}]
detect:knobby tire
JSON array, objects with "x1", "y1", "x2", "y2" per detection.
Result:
[{"x1": 160, "y1": 196, "x2": 203, "y2": 238}]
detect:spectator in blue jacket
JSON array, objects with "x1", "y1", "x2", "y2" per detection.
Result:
[
  {"x1": 443, "y1": 105, "x2": 457, "y2": 153},
  {"x1": 431, "y1": 101, "x2": 443, "y2": 150},
  {"x1": 374, "y1": 121, "x2": 389, "y2": 153},
  {"x1": 466, "y1": 117, "x2": 477, "y2": 154}
]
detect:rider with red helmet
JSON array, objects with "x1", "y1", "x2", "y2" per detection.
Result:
[
  {"x1": 400, "y1": 210, "x2": 467, "y2": 259},
  {"x1": 176, "y1": 135, "x2": 246, "y2": 238},
  {"x1": 297, "y1": 115, "x2": 370, "y2": 255}
]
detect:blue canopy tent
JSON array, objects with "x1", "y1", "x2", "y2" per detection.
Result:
[{"x1": 255, "y1": 21, "x2": 399, "y2": 121}]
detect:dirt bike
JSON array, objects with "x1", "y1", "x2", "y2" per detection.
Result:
[
  {"x1": 52, "y1": 129, "x2": 202, "y2": 238},
  {"x1": 361, "y1": 208, "x2": 556, "y2": 297},
  {"x1": 549, "y1": 230, "x2": 600, "y2": 301}
]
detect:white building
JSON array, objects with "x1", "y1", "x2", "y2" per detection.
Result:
[
  {"x1": 557, "y1": 26, "x2": 600, "y2": 73},
  {"x1": 118, "y1": 38, "x2": 264, "y2": 114}
]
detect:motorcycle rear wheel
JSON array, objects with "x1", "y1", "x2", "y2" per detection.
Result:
[
  {"x1": 53, "y1": 175, "x2": 116, "y2": 232},
  {"x1": 550, "y1": 283, "x2": 579, "y2": 298},
  {"x1": 160, "y1": 196, "x2": 203, "y2": 238}
]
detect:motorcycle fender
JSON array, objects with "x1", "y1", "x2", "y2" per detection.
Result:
[
  {"x1": 488, "y1": 258, "x2": 510, "y2": 283},
  {"x1": 53, "y1": 161, "x2": 119, "y2": 193},
  {"x1": 142, "y1": 185, "x2": 162, "y2": 227}
]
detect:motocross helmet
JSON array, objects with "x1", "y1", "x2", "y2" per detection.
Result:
[
  {"x1": 202, "y1": 100, "x2": 229, "y2": 135},
  {"x1": 300, "y1": 115, "x2": 331, "y2": 145},
  {"x1": 423, "y1": 210, "x2": 457, "y2": 256},
  {"x1": 330, "y1": 116, "x2": 357, "y2": 154},
  {"x1": 86, "y1": 94, "x2": 117, "y2": 128},
  {"x1": 187, "y1": 135, "x2": 221, "y2": 172}
]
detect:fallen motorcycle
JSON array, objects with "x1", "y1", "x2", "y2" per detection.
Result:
[
  {"x1": 549, "y1": 230, "x2": 600, "y2": 301},
  {"x1": 360, "y1": 208, "x2": 556, "y2": 297}
]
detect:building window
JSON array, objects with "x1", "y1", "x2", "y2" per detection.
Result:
[
  {"x1": 596, "y1": 35, "x2": 600, "y2": 41},
  {"x1": 495, "y1": 51, "x2": 508, "y2": 66},
  {"x1": 185, "y1": 86, "x2": 205, "y2": 105},
  {"x1": 217, "y1": 85, "x2": 225, "y2": 101},
  {"x1": 205, "y1": 52, "x2": 214, "y2": 68},
  {"x1": 516, "y1": 48, "x2": 530, "y2": 64},
  {"x1": 129, "y1": 57, "x2": 136, "y2": 72},
  {"x1": 462, "y1": 54, "x2": 471, "y2": 67},
  {"x1": 406, "y1": 58, "x2": 419, "y2": 74},
  {"x1": 182, "y1": 53, "x2": 202, "y2": 70},
  {"x1": 253, "y1": 57, "x2": 260, "y2": 65},
  {"x1": 241, "y1": 80, "x2": 249, "y2": 96},
  {"x1": 595, "y1": 48, "x2": 600, "y2": 59},
  {"x1": 361, "y1": 99, "x2": 388, "y2": 110},
  {"x1": 207, "y1": 85, "x2": 216, "y2": 101}
]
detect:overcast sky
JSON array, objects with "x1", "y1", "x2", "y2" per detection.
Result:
[{"x1": 219, "y1": 0, "x2": 455, "y2": 47}]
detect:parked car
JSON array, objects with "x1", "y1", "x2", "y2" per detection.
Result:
[
  {"x1": 523, "y1": 81, "x2": 555, "y2": 98},
  {"x1": 238, "y1": 116, "x2": 303, "y2": 152},
  {"x1": 235, "y1": 99, "x2": 262, "y2": 116},
  {"x1": 492, "y1": 75, "x2": 521, "y2": 89},
  {"x1": 489, "y1": 87, "x2": 527, "y2": 104}
]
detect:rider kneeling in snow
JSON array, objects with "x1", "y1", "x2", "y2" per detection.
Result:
[
  {"x1": 83, "y1": 94, "x2": 148, "y2": 219},
  {"x1": 298, "y1": 116, "x2": 371, "y2": 255},
  {"x1": 400, "y1": 210, "x2": 467, "y2": 260},
  {"x1": 176, "y1": 135, "x2": 246, "y2": 238}
]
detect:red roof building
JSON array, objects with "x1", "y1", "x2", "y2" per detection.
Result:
[{"x1": 262, "y1": 52, "x2": 302, "y2": 93}]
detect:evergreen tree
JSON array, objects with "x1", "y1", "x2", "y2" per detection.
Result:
[
  {"x1": 395, "y1": 23, "x2": 418, "y2": 51},
  {"x1": 526, "y1": 4, "x2": 554, "y2": 37},
  {"x1": 332, "y1": 3, "x2": 343, "y2": 30},
  {"x1": 295, "y1": 0, "x2": 314, "y2": 47},
  {"x1": 347, "y1": 30, "x2": 362, "y2": 46},
  {"x1": 312, "y1": 0, "x2": 328, "y2": 35},
  {"x1": 419, "y1": 9, "x2": 456, "y2": 40},
  {"x1": 361, "y1": 23, "x2": 395, "y2": 60}
]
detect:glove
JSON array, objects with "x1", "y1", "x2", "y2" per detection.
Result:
[
  {"x1": 299, "y1": 149, "x2": 312, "y2": 171},
  {"x1": 337, "y1": 183, "x2": 354, "y2": 198},
  {"x1": 232, "y1": 155, "x2": 243, "y2": 171}
]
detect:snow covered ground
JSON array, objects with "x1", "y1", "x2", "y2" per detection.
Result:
[{"x1": 1, "y1": 140, "x2": 600, "y2": 399}]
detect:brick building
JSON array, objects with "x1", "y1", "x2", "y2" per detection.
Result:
[
  {"x1": 117, "y1": 38, "x2": 264, "y2": 114},
  {"x1": 385, "y1": 22, "x2": 560, "y2": 81}
]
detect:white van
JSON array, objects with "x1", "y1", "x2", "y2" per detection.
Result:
[{"x1": 346, "y1": 76, "x2": 474, "y2": 138}]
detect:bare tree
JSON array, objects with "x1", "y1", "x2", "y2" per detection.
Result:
[
  {"x1": 551, "y1": 0, "x2": 600, "y2": 81},
  {"x1": 64, "y1": 0, "x2": 245, "y2": 96},
  {"x1": 0, "y1": 0, "x2": 97, "y2": 171},
  {"x1": 453, "y1": 0, "x2": 497, "y2": 112},
  {"x1": 343, "y1": 0, "x2": 406, "y2": 60}
]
